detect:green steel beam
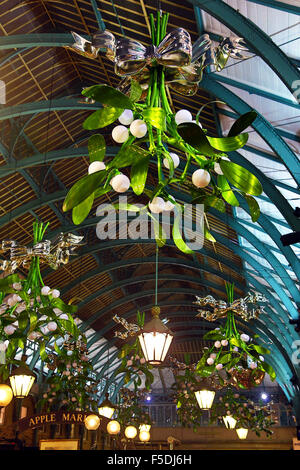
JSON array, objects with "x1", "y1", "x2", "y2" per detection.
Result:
[
  {"x1": 245, "y1": 0, "x2": 300, "y2": 15},
  {"x1": 188, "y1": 0, "x2": 300, "y2": 94},
  {"x1": 0, "y1": 99, "x2": 98, "y2": 120},
  {"x1": 200, "y1": 75, "x2": 300, "y2": 186},
  {"x1": 209, "y1": 72, "x2": 300, "y2": 110},
  {"x1": 0, "y1": 33, "x2": 76, "y2": 50},
  {"x1": 90, "y1": 0, "x2": 106, "y2": 31}
]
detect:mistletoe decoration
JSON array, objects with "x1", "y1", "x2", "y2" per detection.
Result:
[
  {"x1": 210, "y1": 387, "x2": 276, "y2": 437},
  {"x1": 63, "y1": 12, "x2": 262, "y2": 253},
  {"x1": 115, "y1": 312, "x2": 154, "y2": 390},
  {"x1": 116, "y1": 387, "x2": 152, "y2": 428},
  {"x1": 37, "y1": 337, "x2": 98, "y2": 413},
  {"x1": 196, "y1": 283, "x2": 276, "y2": 387},
  {"x1": 0, "y1": 222, "x2": 83, "y2": 382}
]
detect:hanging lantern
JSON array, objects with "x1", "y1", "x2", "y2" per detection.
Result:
[
  {"x1": 125, "y1": 425, "x2": 137, "y2": 439},
  {"x1": 0, "y1": 384, "x2": 13, "y2": 407},
  {"x1": 138, "y1": 306, "x2": 173, "y2": 365},
  {"x1": 139, "y1": 424, "x2": 151, "y2": 432},
  {"x1": 9, "y1": 357, "x2": 36, "y2": 398},
  {"x1": 139, "y1": 430, "x2": 150, "y2": 442},
  {"x1": 98, "y1": 393, "x2": 116, "y2": 419},
  {"x1": 194, "y1": 380, "x2": 215, "y2": 410},
  {"x1": 84, "y1": 414, "x2": 101, "y2": 430},
  {"x1": 107, "y1": 420, "x2": 121, "y2": 435},
  {"x1": 236, "y1": 428, "x2": 248, "y2": 440},
  {"x1": 223, "y1": 415, "x2": 237, "y2": 429}
]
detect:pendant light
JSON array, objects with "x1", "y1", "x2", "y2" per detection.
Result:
[
  {"x1": 138, "y1": 247, "x2": 173, "y2": 365},
  {"x1": 236, "y1": 428, "x2": 248, "y2": 439},
  {"x1": 98, "y1": 393, "x2": 116, "y2": 419},
  {"x1": 194, "y1": 379, "x2": 216, "y2": 410},
  {"x1": 107, "y1": 420, "x2": 121, "y2": 435},
  {"x1": 84, "y1": 414, "x2": 101, "y2": 430},
  {"x1": 0, "y1": 384, "x2": 13, "y2": 407},
  {"x1": 9, "y1": 356, "x2": 36, "y2": 398},
  {"x1": 223, "y1": 415, "x2": 237, "y2": 429}
]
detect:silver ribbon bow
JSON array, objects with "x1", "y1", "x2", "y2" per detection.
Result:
[
  {"x1": 113, "y1": 314, "x2": 140, "y2": 340},
  {"x1": 194, "y1": 291, "x2": 267, "y2": 322},
  {"x1": 0, "y1": 233, "x2": 84, "y2": 273},
  {"x1": 67, "y1": 29, "x2": 248, "y2": 96}
]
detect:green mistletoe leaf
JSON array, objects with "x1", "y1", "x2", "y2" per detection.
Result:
[
  {"x1": 63, "y1": 171, "x2": 107, "y2": 211},
  {"x1": 217, "y1": 175, "x2": 240, "y2": 207},
  {"x1": 83, "y1": 107, "x2": 124, "y2": 130},
  {"x1": 177, "y1": 122, "x2": 222, "y2": 156},
  {"x1": 207, "y1": 133, "x2": 248, "y2": 151},
  {"x1": 72, "y1": 193, "x2": 94, "y2": 225},
  {"x1": 88, "y1": 134, "x2": 106, "y2": 162},
  {"x1": 219, "y1": 160, "x2": 263, "y2": 196},
  {"x1": 173, "y1": 205, "x2": 194, "y2": 254},
  {"x1": 130, "y1": 80, "x2": 143, "y2": 103},
  {"x1": 244, "y1": 194, "x2": 260, "y2": 222},
  {"x1": 82, "y1": 84, "x2": 134, "y2": 109},
  {"x1": 228, "y1": 111, "x2": 258, "y2": 137},
  {"x1": 130, "y1": 152, "x2": 150, "y2": 195},
  {"x1": 143, "y1": 107, "x2": 166, "y2": 131}
]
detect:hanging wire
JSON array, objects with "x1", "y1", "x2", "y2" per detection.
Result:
[
  {"x1": 155, "y1": 244, "x2": 159, "y2": 306},
  {"x1": 110, "y1": 0, "x2": 126, "y2": 37}
]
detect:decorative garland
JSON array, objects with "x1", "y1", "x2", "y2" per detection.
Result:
[
  {"x1": 196, "y1": 283, "x2": 276, "y2": 388},
  {"x1": 115, "y1": 312, "x2": 154, "y2": 390},
  {"x1": 116, "y1": 387, "x2": 152, "y2": 428},
  {"x1": 210, "y1": 387, "x2": 276, "y2": 437},
  {"x1": 63, "y1": 12, "x2": 263, "y2": 253}
]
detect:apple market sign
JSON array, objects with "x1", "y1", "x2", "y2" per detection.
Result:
[{"x1": 18, "y1": 411, "x2": 107, "y2": 432}]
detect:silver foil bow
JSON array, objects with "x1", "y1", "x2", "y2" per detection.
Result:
[
  {"x1": 67, "y1": 29, "x2": 249, "y2": 96},
  {"x1": 194, "y1": 291, "x2": 267, "y2": 322},
  {"x1": 113, "y1": 314, "x2": 140, "y2": 340},
  {"x1": 0, "y1": 233, "x2": 84, "y2": 273}
]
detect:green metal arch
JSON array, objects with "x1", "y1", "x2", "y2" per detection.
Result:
[
  {"x1": 188, "y1": 0, "x2": 300, "y2": 95},
  {"x1": 200, "y1": 75, "x2": 300, "y2": 186}
]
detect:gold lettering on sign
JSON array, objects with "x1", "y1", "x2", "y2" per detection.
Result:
[
  {"x1": 62, "y1": 413, "x2": 70, "y2": 422},
  {"x1": 50, "y1": 414, "x2": 56, "y2": 422},
  {"x1": 29, "y1": 418, "x2": 35, "y2": 427},
  {"x1": 77, "y1": 414, "x2": 83, "y2": 422},
  {"x1": 70, "y1": 414, "x2": 76, "y2": 422}
]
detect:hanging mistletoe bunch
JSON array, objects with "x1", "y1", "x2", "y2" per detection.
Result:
[
  {"x1": 196, "y1": 284, "x2": 276, "y2": 388},
  {"x1": 37, "y1": 337, "x2": 98, "y2": 413},
  {"x1": 116, "y1": 387, "x2": 152, "y2": 428},
  {"x1": 170, "y1": 354, "x2": 224, "y2": 431},
  {"x1": 0, "y1": 222, "x2": 83, "y2": 381},
  {"x1": 115, "y1": 312, "x2": 154, "y2": 390},
  {"x1": 210, "y1": 387, "x2": 276, "y2": 437},
  {"x1": 63, "y1": 12, "x2": 262, "y2": 253}
]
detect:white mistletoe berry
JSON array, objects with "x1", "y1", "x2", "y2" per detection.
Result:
[
  {"x1": 130, "y1": 119, "x2": 147, "y2": 138},
  {"x1": 207, "y1": 358, "x2": 214, "y2": 365},
  {"x1": 148, "y1": 196, "x2": 165, "y2": 214},
  {"x1": 163, "y1": 152, "x2": 180, "y2": 169},
  {"x1": 88, "y1": 161, "x2": 106, "y2": 174},
  {"x1": 112, "y1": 125, "x2": 129, "y2": 143},
  {"x1": 192, "y1": 169, "x2": 211, "y2": 188},
  {"x1": 216, "y1": 363, "x2": 223, "y2": 370},
  {"x1": 51, "y1": 289, "x2": 60, "y2": 298},
  {"x1": 240, "y1": 334, "x2": 250, "y2": 342},
  {"x1": 118, "y1": 109, "x2": 134, "y2": 126},
  {"x1": 175, "y1": 109, "x2": 193, "y2": 125},
  {"x1": 221, "y1": 340, "x2": 228, "y2": 346},
  {"x1": 214, "y1": 341, "x2": 222, "y2": 348},
  {"x1": 4, "y1": 325, "x2": 15, "y2": 335},
  {"x1": 47, "y1": 322, "x2": 57, "y2": 332},
  {"x1": 110, "y1": 173, "x2": 130, "y2": 193},
  {"x1": 41, "y1": 286, "x2": 51, "y2": 296}
]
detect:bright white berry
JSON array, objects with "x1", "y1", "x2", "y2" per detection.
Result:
[
  {"x1": 118, "y1": 109, "x2": 134, "y2": 126},
  {"x1": 207, "y1": 358, "x2": 214, "y2": 365},
  {"x1": 51, "y1": 289, "x2": 60, "y2": 298},
  {"x1": 130, "y1": 119, "x2": 147, "y2": 138},
  {"x1": 192, "y1": 169, "x2": 211, "y2": 188},
  {"x1": 41, "y1": 286, "x2": 51, "y2": 296},
  {"x1": 59, "y1": 314, "x2": 69, "y2": 320},
  {"x1": 112, "y1": 125, "x2": 129, "y2": 143},
  {"x1": 216, "y1": 363, "x2": 223, "y2": 370},
  {"x1": 163, "y1": 200, "x2": 175, "y2": 212},
  {"x1": 47, "y1": 322, "x2": 57, "y2": 332},
  {"x1": 163, "y1": 152, "x2": 180, "y2": 169},
  {"x1": 4, "y1": 325, "x2": 15, "y2": 335},
  {"x1": 241, "y1": 334, "x2": 250, "y2": 342},
  {"x1": 88, "y1": 161, "x2": 106, "y2": 174},
  {"x1": 210, "y1": 353, "x2": 217, "y2": 359},
  {"x1": 110, "y1": 174, "x2": 130, "y2": 193},
  {"x1": 221, "y1": 340, "x2": 228, "y2": 346},
  {"x1": 214, "y1": 341, "x2": 222, "y2": 348},
  {"x1": 175, "y1": 109, "x2": 193, "y2": 125},
  {"x1": 148, "y1": 197, "x2": 165, "y2": 214}
]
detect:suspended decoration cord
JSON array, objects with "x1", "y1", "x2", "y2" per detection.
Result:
[
  {"x1": 217, "y1": 30, "x2": 300, "y2": 72},
  {"x1": 110, "y1": 0, "x2": 126, "y2": 38},
  {"x1": 155, "y1": 244, "x2": 159, "y2": 306},
  {"x1": 40, "y1": 52, "x2": 56, "y2": 207}
]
